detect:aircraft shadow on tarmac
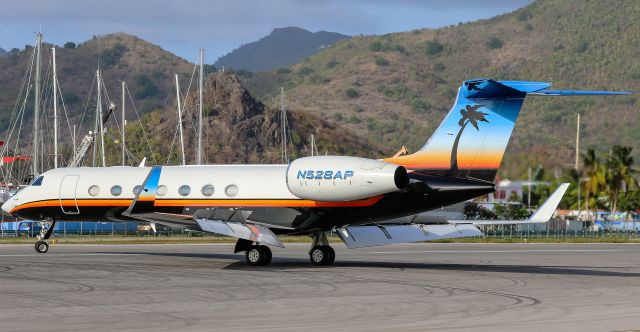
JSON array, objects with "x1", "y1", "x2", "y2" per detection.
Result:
[{"x1": 97, "y1": 251, "x2": 640, "y2": 277}]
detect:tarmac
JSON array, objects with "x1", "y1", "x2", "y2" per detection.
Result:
[{"x1": 0, "y1": 242, "x2": 639, "y2": 331}]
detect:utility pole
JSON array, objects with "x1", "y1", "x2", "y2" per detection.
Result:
[
  {"x1": 52, "y1": 47, "x2": 58, "y2": 168},
  {"x1": 175, "y1": 74, "x2": 186, "y2": 165},
  {"x1": 576, "y1": 113, "x2": 582, "y2": 220},
  {"x1": 33, "y1": 32, "x2": 43, "y2": 176},
  {"x1": 197, "y1": 49, "x2": 204, "y2": 165},
  {"x1": 527, "y1": 166, "x2": 532, "y2": 211},
  {"x1": 121, "y1": 81, "x2": 126, "y2": 166}
]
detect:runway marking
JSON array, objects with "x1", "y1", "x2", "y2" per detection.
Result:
[
  {"x1": 0, "y1": 253, "x2": 145, "y2": 257},
  {"x1": 370, "y1": 249, "x2": 629, "y2": 254}
]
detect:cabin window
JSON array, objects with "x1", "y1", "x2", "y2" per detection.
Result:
[
  {"x1": 225, "y1": 184, "x2": 239, "y2": 197},
  {"x1": 178, "y1": 185, "x2": 191, "y2": 196},
  {"x1": 201, "y1": 184, "x2": 214, "y2": 196},
  {"x1": 31, "y1": 176, "x2": 44, "y2": 186},
  {"x1": 88, "y1": 185, "x2": 100, "y2": 197},
  {"x1": 157, "y1": 185, "x2": 168, "y2": 196},
  {"x1": 110, "y1": 185, "x2": 122, "y2": 196},
  {"x1": 133, "y1": 185, "x2": 142, "y2": 195}
]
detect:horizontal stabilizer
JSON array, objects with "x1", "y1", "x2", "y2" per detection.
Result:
[
  {"x1": 336, "y1": 224, "x2": 482, "y2": 249},
  {"x1": 195, "y1": 218, "x2": 284, "y2": 248},
  {"x1": 529, "y1": 90, "x2": 632, "y2": 96},
  {"x1": 448, "y1": 183, "x2": 569, "y2": 225}
]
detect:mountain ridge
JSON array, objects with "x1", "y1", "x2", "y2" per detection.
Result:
[{"x1": 215, "y1": 27, "x2": 349, "y2": 72}]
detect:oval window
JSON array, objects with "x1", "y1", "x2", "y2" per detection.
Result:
[
  {"x1": 225, "y1": 184, "x2": 239, "y2": 197},
  {"x1": 178, "y1": 185, "x2": 191, "y2": 196},
  {"x1": 88, "y1": 185, "x2": 100, "y2": 197},
  {"x1": 110, "y1": 185, "x2": 122, "y2": 196},
  {"x1": 133, "y1": 185, "x2": 142, "y2": 195},
  {"x1": 201, "y1": 184, "x2": 214, "y2": 196},
  {"x1": 157, "y1": 185, "x2": 168, "y2": 197}
]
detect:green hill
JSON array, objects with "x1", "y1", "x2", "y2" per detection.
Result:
[{"x1": 241, "y1": 0, "x2": 640, "y2": 178}]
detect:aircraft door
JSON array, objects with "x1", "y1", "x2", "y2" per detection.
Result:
[{"x1": 59, "y1": 175, "x2": 80, "y2": 214}]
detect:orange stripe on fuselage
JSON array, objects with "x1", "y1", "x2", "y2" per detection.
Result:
[{"x1": 9, "y1": 196, "x2": 384, "y2": 213}]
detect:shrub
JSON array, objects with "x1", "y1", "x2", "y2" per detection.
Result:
[
  {"x1": 347, "y1": 115, "x2": 361, "y2": 124},
  {"x1": 134, "y1": 74, "x2": 159, "y2": 99},
  {"x1": 277, "y1": 68, "x2": 291, "y2": 75},
  {"x1": 326, "y1": 59, "x2": 339, "y2": 69},
  {"x1": 345, "y1": 88, "x2": 360, "y2": 98},
  {"x1": 100, "y1": 43, "x2": 127, "y2": 66},
  {"x1": 425, "y1": 40, "x2": 444, "y2": 55},
  {"x1": 411, "y1": 98, "x2": 431, "y2": 113},
  {"x1": 332, "y1": 113, "x2": 343, "y2": 121},
  {"x1": 573, "y1": 41, "x2": 588, "y2": 53},
  {"x1": 517, "y1": 10, "x2": 533, "y2": 21},
  {"x1": 369, "y1": 41, "x2": 382, "y2": 52},
  {"x1": 298, "y1": 67, "x2": 314, "y2": 77},
  {"x1": 374, "y1": 57, "x2": 389, "y2": 66},
  {"x1": 486, "y1": 37, "x2": 504, "y2": 49},
  {"x1": 63, "y1": 42, "x2": 76, "y2": 49}
]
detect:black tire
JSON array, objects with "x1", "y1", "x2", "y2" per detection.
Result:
[
  {"x1": 259, "y1": 245, "x2": 272, "y2": 266},
  {"x1": 35, "y1": 241, "x2": 49, "y2": 254},
  {"x1": 310, "y1": 246, "x2": 334, "y2": 265},
  {"x1": 325, "y1": 246, "x2": 335, "y2": 265},
  {"x1": 246, "y1": 245, "x2": 272, "y2": 266}
]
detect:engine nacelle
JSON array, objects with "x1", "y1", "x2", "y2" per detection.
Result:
[{"x1": 286, "y1": 156, "x2": 409, "y2": 201}]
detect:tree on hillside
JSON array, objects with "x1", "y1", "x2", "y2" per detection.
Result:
[
  {"x1": 582, "y1": 149, "x2": 605, "y2": 222},
  {"x1": 605, "y1": 145, "x2": 638, "y2": 218}
]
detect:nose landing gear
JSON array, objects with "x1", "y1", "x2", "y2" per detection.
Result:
[{"x1": 34, "y1": 219, "x2": 56, "y2": 254}]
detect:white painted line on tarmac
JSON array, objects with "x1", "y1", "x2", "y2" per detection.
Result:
[{"x1": 370, "y1": 249, "x2": 629, "y2": 254}]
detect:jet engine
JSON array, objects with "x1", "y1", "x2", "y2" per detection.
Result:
[{"x1": 286, "y1": 156, "x2": 409, "y2": 201}]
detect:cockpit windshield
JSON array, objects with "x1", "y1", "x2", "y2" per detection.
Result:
[{"x1": 31, "y1": 176, "x2": 44, "y2": 186}]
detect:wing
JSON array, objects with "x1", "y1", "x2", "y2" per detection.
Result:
[{"x1": 335, "y1": 183, "x2": 569, "y2": 249}]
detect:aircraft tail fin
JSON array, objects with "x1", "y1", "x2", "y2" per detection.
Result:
[{"x1": 384, "y1": 78, "x2": 631, "y2": 182}]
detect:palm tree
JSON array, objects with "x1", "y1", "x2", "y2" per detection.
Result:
[
  {"x1": 582, "y1": 149, "x2": 605, "y2": 223},
  {"x1": 605, "y1": 145, "x2": 637, "y2": 219},
  {"x1": 450, "y1": 104, "x2": 489, "y2": 173}
]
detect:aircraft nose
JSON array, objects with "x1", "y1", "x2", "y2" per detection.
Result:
[{"x1": 2, "y1": 199, "x2": 15, "y2": 215}]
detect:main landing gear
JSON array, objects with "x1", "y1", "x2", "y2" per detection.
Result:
[
  {"x1": 234, "y1": 232, "x2": 337, "y2": 266},
  {"x1": 235, "y1": 239, "x2": 272, "y2": 266},
  {"x1": 34, "y1": 219, "x2": 56, "y2": 254},
  {"x1": 309, "y1": 232, "x2": 335, "y2": 266},
  {"x1": 245, "y1": 245, "x2": 272, "y2": 266}
]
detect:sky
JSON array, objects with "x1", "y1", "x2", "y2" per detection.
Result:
[{"x1": 0, "y1": 0, "x2": 533, "y2": 63}]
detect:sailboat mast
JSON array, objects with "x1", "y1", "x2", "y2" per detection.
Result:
[
  {"x1": 92, "y1": 70, "x2": 99, "y2": 167},
  {"x1": 52, "y1": 47, "x2": 58, "y2": 168},
  {"x1": 280, "y1": 87, "x2": 288, "y2": 163},
  {"x1": 122, "y1": 81, "x2": 126, "y2": 166},
  {"x1": 98, "y1": 70, "x2": 106, "y2": 167},
  {"x1": 197, "y1": 49, "x2": 204, "y2": 165},
  {"x1": 33, "y1": 32, "x2": 42, "y2": 176},
  {"x1": 175, "y1": 74, "x2": 186, "y2": 165}
]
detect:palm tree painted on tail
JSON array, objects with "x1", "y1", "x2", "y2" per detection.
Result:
[{"x1": 450, "y1": 104, "x2": 489, "y2": 175}]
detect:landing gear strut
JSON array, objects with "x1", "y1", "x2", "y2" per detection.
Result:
[
  {"x1": 34, "y1": 219, "x2": 55, "y2": 254},
  {"x1": 309, "y1": 232, "x2": 335, "y2": 266}
]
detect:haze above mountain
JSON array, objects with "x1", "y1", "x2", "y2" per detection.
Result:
[{"x1": 215, "y1": 27, "x2": 349, "y2": 72}]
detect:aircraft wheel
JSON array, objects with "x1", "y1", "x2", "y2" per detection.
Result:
[
  {"x1": 246, "y1": 245, "x2": 272, "y2": 266},
  {"x1": 310, "y1": 246, "x2": 334, "y2": 265},
  {"x1": 35, "y1": 241, "x2": 49, "y2": 254}
]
